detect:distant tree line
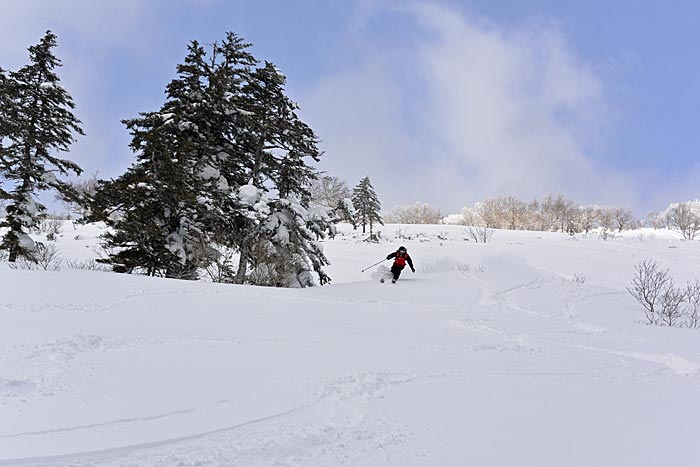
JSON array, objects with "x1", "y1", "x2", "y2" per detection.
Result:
[
  {"x1": 308, "y1": 183, "x2": 700, "y2": 243},
  {"x1": 446, "y1": 194, "x2": 636, "y2": 235},
  {"x1": 384, "y1": 202, "x2": 443, "y2": 225}
]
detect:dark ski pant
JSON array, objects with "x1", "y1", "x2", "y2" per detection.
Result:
[{"x1": 391, "y1": 264, "x2": 405, "y2": 280}]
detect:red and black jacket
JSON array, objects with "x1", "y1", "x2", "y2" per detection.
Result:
[{"x1": 387, "y1": 250, "x2": 414, "y2": 269}]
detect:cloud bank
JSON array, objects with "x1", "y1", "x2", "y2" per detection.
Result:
[{"x1": 302, "y1": 2, "x2": 633, "y2": 212}]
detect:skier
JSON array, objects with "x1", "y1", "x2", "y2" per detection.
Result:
[{"x1": 385, "y1": 246, "x2": 415, "y2": 283}]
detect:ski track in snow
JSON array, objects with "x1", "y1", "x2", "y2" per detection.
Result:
[
  {"x1": 466, "y1": 265, "x2": 700, "y2": 380},
  {"x1": 1, "y1": 372, "x2": 424, "y2": 467}
]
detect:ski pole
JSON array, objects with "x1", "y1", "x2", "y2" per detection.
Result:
[{"x1": 361, "y1": 258, "x2": 386, "y2": 273}]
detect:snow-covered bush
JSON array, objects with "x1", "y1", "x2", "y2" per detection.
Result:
[{"x1": 65, "y1": 258, "x2": 110, "y2": 271}]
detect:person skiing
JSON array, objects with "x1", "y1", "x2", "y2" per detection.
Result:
[{"x1": 386, "y1": 246, "x2": 415, "y2": 283}]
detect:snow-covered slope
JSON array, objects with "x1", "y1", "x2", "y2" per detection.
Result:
[{"x1": 2, "y1": 224, "x2": 700, "y2": 466}]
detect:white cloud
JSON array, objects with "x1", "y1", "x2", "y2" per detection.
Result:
[{"x1": 302, "y1": 2, "x2": 635, "y2": 213}]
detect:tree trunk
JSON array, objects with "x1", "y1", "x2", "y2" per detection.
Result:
[
  {"x1": 234, "y1": 242, "x2": 249, "y2": 284},
  {"x1": 8, "y1": 245, "x2": 18, "y2": 263}
]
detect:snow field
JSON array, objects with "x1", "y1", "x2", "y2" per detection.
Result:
[{"x1": 1, "y1": 222, "x2": 700, "y2": 466}]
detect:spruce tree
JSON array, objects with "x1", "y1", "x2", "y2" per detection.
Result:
[
  {"x1": 230, "y1": 61, "x2": 334, "y2": 285},
  {"x1": 90, "y1": 41, "x2": 221, "y2": 278},
  {"x1": 352, "y1": 176, "x2": 383, "y2": 238},
  {"x1": 91, "y1": 32, "x2": 334, "y2": 286},
  {"x1": 0, "y1": 31, "x2": 83, "y2": 262},
  {"x1": 333, "y1": 198, "x2": 357, "y2": 228},
  {"x1": 0, "y1": 67, "x2": 12, "y2": 207}
]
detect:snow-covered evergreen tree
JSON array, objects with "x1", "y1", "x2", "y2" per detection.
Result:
[
  {"x1": 0, "y1": 66, "x2": 11, "y2": 211},
  {"x1": 0, "y1": 31, "x2": 83, "y2": 262},
  {"x1": 91, "y1": 32, "x2": 334, "y2": 286},
  {"x1": 229, "y1": 60, "x2": 333, "y2": 286},
  {"x1": 90, "y1": 41, "x2": 225, "y2": 278},
  {"x1": 352, "y1": 176, "x2": 383, "y2": 237},
  {"x1": 333, "y1": 197, "x2": 357, "y2": 228}
]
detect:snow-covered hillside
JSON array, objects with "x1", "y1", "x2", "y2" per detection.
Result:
[{"x1": 2, "y1": 223, "x2": 700, "y2": 466}]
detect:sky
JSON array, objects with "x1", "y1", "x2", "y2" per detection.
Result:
[{"x1": 1, "y1": 0, "x2": 699, "y2": 215}]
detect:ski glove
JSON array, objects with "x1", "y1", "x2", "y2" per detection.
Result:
[{"x1": 386, "y1": 255, "x2": 392, "y2": 260}]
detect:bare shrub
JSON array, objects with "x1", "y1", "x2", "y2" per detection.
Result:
[
  {"x1": 459, "y1": 206, "x2": 494, "y2": 243},
  {"x1": 627, "y1": 259, "x2": 671, "y2": 325},
  {"x1": 658, "y1": 278, "x2": 685, "y2": 326},
  {"x1": 203, "y1": 244, "x2": 238, "y2": 283},
  {"x1": 572, "y1": 274, "x2": 586, "y2": 284},
  {"x1": 684, "y1": 280, "x2": 700, "y2": 328},
  {"x1": 35, "y1": 218, "x2": 64, "y2": 236},
  {"x1": 457, "y1": 263, "x2": 471, "y2": 273},
  {"x1": 467, "y1": 225, "x2": 493, "y2": 243},
  {"x1": 65, "y1": 258, "x2": 110, "y2": 271},
  {"x1": 394, "y1": 228, "x2": 411, "y2": 240},
  {"x1": 10, "y1": 242, "x2": 63, "y2": 271}
]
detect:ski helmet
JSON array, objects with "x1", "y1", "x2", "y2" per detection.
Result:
[{"x1": 398, "y1": 246, "x2": 406, "y2": 252}]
